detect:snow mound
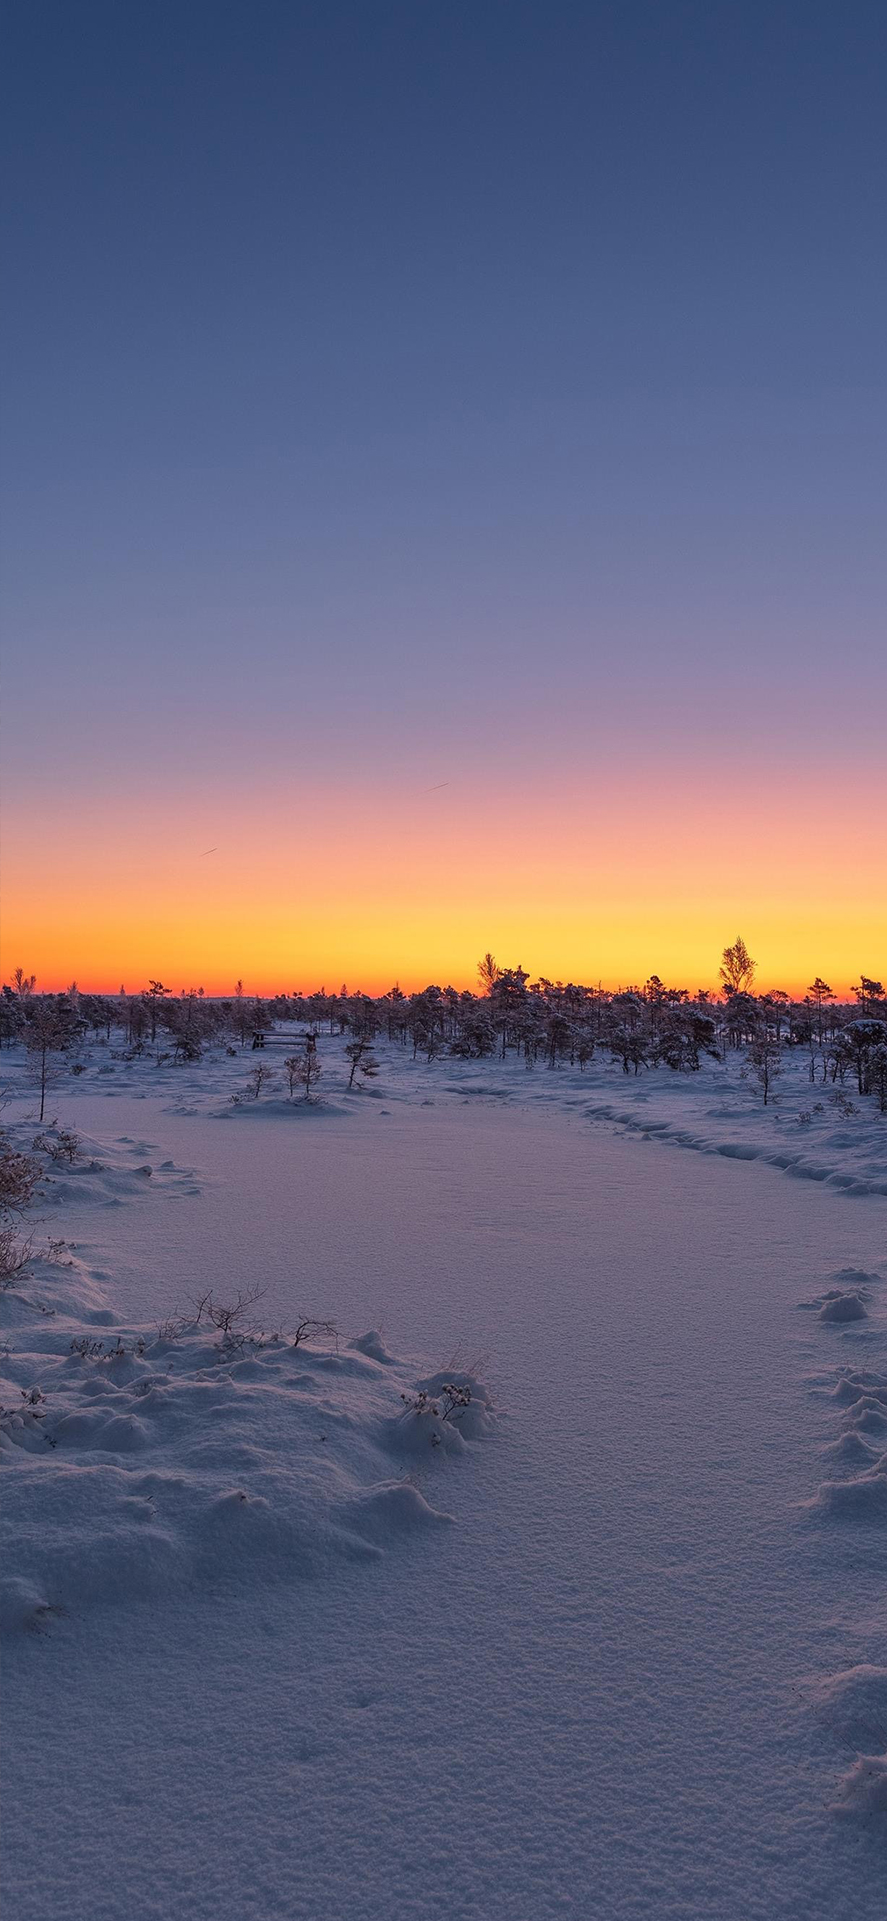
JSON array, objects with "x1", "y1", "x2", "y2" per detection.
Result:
[
  {"x1": 1, "y1": 1274, "x2": 494, "y2": 1630},
  {"x1": 384, "y1": 1368, "x2": 497, "y2": 1460},
  {"x1": 0, "y1": 1247, "x2": 118, "y2": 1330},
  {"x1": 349, "y1": 1329, "x2": 395, "y2": 1364},
  {"x1": 342, "y1": 1481, "x2": 455, "y2": 1542},
  {"x1": 416, "y1": 1368, "x2": 497, "y2": 1442},
  {"x1": 805, "y1": 1363, "x2": 887, "y2": 1518},
  {"x1": 828, "y1": 1369, "x2": 887, "y2": 1409},
  {"x1": 807, "y1": 1668, "x2": 887, "y2": 1819},
  {"x1": 843, "y1": 1398, "x2": 887, "y2": 1436},
  {"x1": 217, "y1": 1097, "x2": 348, "y2": 1122},
  {"x1": 834, "y1": 1753, "x2": 887, "y2": 1816},
  {"x1": 4, "y1": 1118, "x2": 201, "y2": 1210},
  {"x1": 0, "y1": 1576, "x2": 64, "y2": 1636},
  {"x1": 809, "y1": 1666, "x2": 887, "y2": 1751},
  {"x1": 580, "y1": 1069, "x2": 887, "y2": 1200},
  {"x1": 819, "y1": 1430, "x2": 881, "y2": 1468},
  {"x1": 808, "y1": 1456, "x2": 887, "y2": 1519},
  {"x1": 817, "y1": 1291, "x2": 868, "y2": 1323}
]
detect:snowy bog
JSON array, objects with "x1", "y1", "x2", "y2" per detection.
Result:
[{"x1": 2, "y1": 1033, "x2": 886, "y2": 1921}]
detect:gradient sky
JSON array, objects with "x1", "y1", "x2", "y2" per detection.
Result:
[{"x1": 2, "y1": 1, "x2": 885, "y2": 995}]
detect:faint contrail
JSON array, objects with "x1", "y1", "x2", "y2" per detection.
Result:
[
  {"x1": 199, "y1": 847, "x2": 218, "y2": 856},
  {"x1": 424, "y1": 782, "x2": 449, "y2": 792}
]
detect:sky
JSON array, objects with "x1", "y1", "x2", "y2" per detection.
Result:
[{"x1": 2, "y1": 0, "x2": 885, "y2": 995}]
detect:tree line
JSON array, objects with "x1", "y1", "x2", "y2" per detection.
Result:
[{"x1": 2, "y1": 940, "x2": 885, "y2": 1112}]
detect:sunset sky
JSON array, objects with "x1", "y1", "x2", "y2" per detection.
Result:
[{"x1": 2, "y1": 2, "x2": 884, "y2": 996}]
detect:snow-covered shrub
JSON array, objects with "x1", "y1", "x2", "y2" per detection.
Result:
[
  {"x1": 34, "y1": 1126, "x2": 81, "y2": 1163},
  {"x1": 0, "y1": 1226, "x2": 34, "y2": 1285},
  {"x1": 0, "y1": 1137, "x2": 39, "y2": 1216},
  {"x1": 0, "y1": 1386, "x2": 51, "y2": 1449},
  {"x1": 400, "y1": 1381, "x2": 473, "y2": 1446}
]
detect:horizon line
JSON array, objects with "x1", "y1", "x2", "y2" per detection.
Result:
[{"x1": 5, "y1": 970, "x2": 878, "y2": 1004}]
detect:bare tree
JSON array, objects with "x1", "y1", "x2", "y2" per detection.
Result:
[
  {"x1": 284, "y1": 1037, "x2": 322, "y2": 1102},
  {"x1": 345, "y1": 1038, "x2": 379, "y2": 1089},
  {"x1": 246, "y1": 1063, "x2": 273, "y2": 1101},
  {"x1": 747, "y1": 1028, "x2": 781, "y2": 1105}
]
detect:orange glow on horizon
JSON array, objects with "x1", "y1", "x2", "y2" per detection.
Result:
[{"x1": 4, "y1": 759, "x2": 883, "y2": 1001}]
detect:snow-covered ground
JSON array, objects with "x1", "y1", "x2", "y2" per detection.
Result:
[
  {"x1": 13, "y1": 1027, "x2": 885, "y2": 1196},
  {"x1": 2, "y1": 1037, "x2": 886, "y2": 1919}
]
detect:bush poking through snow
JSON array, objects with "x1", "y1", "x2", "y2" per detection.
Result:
[
  {"x1": 69, "y1": 1336, "x2": 110, "y2": 1359},
  {"x1": 1, "y1": 1308, "x2": 494, "y2": 1628},
  {"x1": 33, "y1": 1126, "x2": 81, "y2": 1163},
  {"x1": 0, "y1": 1128, "x2": 68, "y2": 1283},
  {"x1": 69, "y1": 1335, "x2": 148, "y2": 1360},
  {"x1": 155, "y1": 1295, "x2": 338, "y2": 1356},
  {"x1": 0, "y1": 1226, "x2": 34, "y2": 1286},
  {"x1": 400, "y1": 1381, "x2": 473, "y2": 1445},
  {"x1": 0, "y1": 1386, "x2": 53, "y2": 1448},
  {"x1": 292, "y1": 1317, "x2": 338, "y2": 1351},
  {"x1": 0, "y1": 1136, "x2": 40, "y2": 1217},
  {"x1": 192, "y1": 1283, "x2": 267, "y2": 1334},
  {"x1": 156, "y1": 1311, "x2": 191, "y2": 1343}
]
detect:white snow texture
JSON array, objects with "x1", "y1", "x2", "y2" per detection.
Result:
[{"x1": 1, "y1": 1036, "x2": 886, "y2": 1920}]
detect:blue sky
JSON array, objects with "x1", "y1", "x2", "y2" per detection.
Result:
[{"x1": 2, "y1": 2, "x2": 885, "y2": 987}]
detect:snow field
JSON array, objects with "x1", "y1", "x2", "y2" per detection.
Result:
[
  {"x1": 2, "y1": 1045, "x2": 887, "y2": 1918},
  {"x1": 5, "y1": 1028, "x2": 885, "y2": 1200}
]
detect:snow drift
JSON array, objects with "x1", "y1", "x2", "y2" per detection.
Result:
[{"x1": 0, "y1": 1252, "x2": 494, "y2": 1634}]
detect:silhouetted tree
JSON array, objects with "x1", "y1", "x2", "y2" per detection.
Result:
[
  {"x1": 853, "y1": 977, "x2": 885, "y2": 1017},
  {"x1": 839, "y1": 1019, "x2": 887, "y2": 1098},
  {"x1": 477, "y1": 952, "x2": 500, "y2": 995},
  {"x1": 806, "y1": 977, "x2": 835, "y2": 1045},
  {"x1": 719, "y1": 936, "x2": 756, "y2": 996},
  {"x1": 145, "y1": 980, "x2": 172, "y2": 1043}
]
